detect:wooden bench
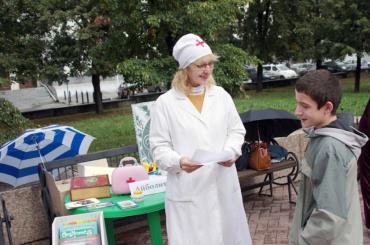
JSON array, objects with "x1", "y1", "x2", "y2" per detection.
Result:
[{"x1": 237, "y1": 154, "x2": 299, "y2": 204}]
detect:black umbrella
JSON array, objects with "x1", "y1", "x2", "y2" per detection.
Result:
[{"x1": 239, "y1": 108, "x2": 302, "y2": 142}]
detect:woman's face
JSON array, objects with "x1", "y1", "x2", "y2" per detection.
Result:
[{"x1": 186, "y1": 55, "x2": 216, "y2": 87}]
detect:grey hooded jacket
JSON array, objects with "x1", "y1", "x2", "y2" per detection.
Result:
[{"x1": 289, "y1": 118, "x2": 368, "y2": 245}]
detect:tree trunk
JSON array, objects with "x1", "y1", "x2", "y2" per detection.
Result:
[
  {"x1": 256, "y1": 63, "x2": 263, "y2": 92},
  {"x1": 316, "y1": 59, "x2": 322, "y2": 70},
  {"x1": 354, "y1": 54, "x2": 361, "y2": 93},
  {"x1": 165, "y1": 31, "x2": 176, "y2": 56},
  {"x1": 92, "y1": 74, "x2": 103, "y2": 114}
]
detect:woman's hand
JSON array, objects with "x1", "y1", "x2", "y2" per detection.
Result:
[
  {"x1": 180, "y1": 157, "x2": 202, "y2": 173},
  {"x1": 218, "y1": 159, "x2": 235, "y2": 167}
]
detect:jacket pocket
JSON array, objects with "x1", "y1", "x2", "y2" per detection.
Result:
[{"x1": 166, "y1": 171, "x2": 194, "y2": 202}]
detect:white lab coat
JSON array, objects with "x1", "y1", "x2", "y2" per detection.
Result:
[{"x1": 150, "y1": 85, "x2": 252, "y2": 245}]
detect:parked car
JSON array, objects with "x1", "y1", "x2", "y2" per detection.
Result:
[
  {"x1": 117, "y1": 82, "x2": 138, "y2": 98},
  {"x1": 262, "y1": 64, "x2": 298, "y2": 79},
  {"x1": 321, "y1": 61, "x2": 349, "y2": 73},
  {"x1": 244, "y1": 67, "x2": 280, "y2": 84},
  {"x1": 341, "y1": 61, "x2": 357, "y2": 71},
  {"x1": 117, "y1": 82, "x2": 165, "y2": 99},
  {"x1": 290, "y1": 63, "x2": 316, "y2": 76},
  {"x1": 147, "y1": 83, "x2": 165, "y2": 93},
  {"x1": 343, "y1": 59, "x2": 369, "y2": 70}
]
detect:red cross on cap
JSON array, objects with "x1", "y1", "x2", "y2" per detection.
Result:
[{"x1": 196, "y1": 40, "x2": 205, "y2": 47}]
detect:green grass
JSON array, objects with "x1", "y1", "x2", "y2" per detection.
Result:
[
  {"x1": 32, "y1": 73, "x2": 370, "y2": 152},
  {"x1": 236, "y1": 74, "x2": 370, "y2": 115},
  {"x1": 33, "y1": 106, "x2": 137, "y2": 152}
]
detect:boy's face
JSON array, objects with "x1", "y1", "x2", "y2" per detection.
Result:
[{"x1": 295, "y1": 90, "x2": 333, "y2": 128}]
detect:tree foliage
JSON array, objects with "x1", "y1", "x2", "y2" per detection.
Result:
[
  {"x1": 1, "y1": 0, "x2": 370, "y2": 105},
  {"x1": 213, "y1": 44, "x2": 257, "y2": 95},
  {"x1": 238, "y1": 0, "x2": 370, "y2": 93},
  {"x1": 41, "y1": 0, "x2": 129, "y2": 113},
  {"x1": 285, "y1": 0, "x2": 337, "y2": 64},
  {"x1": 326, "y1": 0, "x2": 370, "y2": 92},
  {"x1": 0, "y1": 0, "x2": 49, "y2": 85},
  {"x1": 117, "y1": 0, "x2": 255, "y2": 96},
  {"x1": 117, "y1": 57, "x2": 176, "y2": 89},
  {"x1": 239, "y1": 0, "x2": 284, "y2": 91}
]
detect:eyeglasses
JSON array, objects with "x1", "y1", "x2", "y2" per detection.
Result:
[{"x1": 193, "y1": 61, "x2": 215, "y2": 70}]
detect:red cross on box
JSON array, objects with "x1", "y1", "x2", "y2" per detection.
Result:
[{"x1": 126, "y1": 177, "x2": 136, "y2": 183}]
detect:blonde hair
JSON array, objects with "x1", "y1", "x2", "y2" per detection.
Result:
[{"x1": 171, "y1": 54, "x2": 218, "y2": 95}]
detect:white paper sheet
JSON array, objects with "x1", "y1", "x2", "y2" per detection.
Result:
[{"x1": 191, "y1": 149, "x2": 233, "y2": 166}]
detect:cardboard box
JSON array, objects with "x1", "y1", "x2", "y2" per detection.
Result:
[
  {"x1": 78, "y1": 166, "x2": 115, "y2": 183},
  {"x1": 45, "y1": 171, "x2": 71, "y2": 216},
  {"x1": 77, "y1": 159, "x2": 109, "y2": 174},
  {"x1": 52, "y1": 211, "x2": 108, "y2": 245},
  {"x1": 70, "y1": 175, "x2": 111, "y2": 201}
]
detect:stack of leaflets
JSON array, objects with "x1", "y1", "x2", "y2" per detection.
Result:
[
  {"x1": 65, "y1": 198, "x2": 100, "y2": 210},
  {"x1": 117, "y1": 200, "x2": 137, "y2": 209},
  {"x1": 58, "y1": 218, "x2": 101, "y2": 245},
  {"x1": 86, "y1": 202, "x2": 114, "y2": 210}
]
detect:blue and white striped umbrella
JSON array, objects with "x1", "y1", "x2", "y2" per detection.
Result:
[{"x1": 0, "y1": 125, "x2": 95, "y2": 187}]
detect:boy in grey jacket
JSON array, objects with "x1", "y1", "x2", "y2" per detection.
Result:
[{"x1": 288, "y1": 69, "x2": 368, "y2": 245}]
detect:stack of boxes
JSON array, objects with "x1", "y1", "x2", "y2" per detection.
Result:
[{"x1": 52, "y1": 212, "x2": 107, "y2": 245}]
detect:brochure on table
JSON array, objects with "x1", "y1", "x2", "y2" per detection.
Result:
[
  {"x1": 65, "y1": 198, "x2": 100, "y2": 210},
  {"x1": 52, "y1": 211, "x2": 108, "y2": 245}
]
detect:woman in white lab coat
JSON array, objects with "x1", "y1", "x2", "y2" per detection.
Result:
[{"x1": 149, "y1": 33, "x2": 252, "y2": 245}]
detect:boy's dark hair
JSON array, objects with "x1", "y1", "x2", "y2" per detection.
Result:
[{"x1": 295, "y1": 69, "x2": 342, "y2": 114}]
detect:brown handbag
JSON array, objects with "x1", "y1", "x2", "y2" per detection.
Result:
[{"x1": 249, "y1": 142, "x2": 272, "y2": 170}]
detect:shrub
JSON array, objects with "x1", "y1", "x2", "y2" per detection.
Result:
[
  {"x1": 0, "y1": 98, "x2": 35, "y2": 145},
  {"x1": 117, "y1": 57, "x2": 177, "y2": 90},
  {"x1": 213, "y1": 44, "x2": 258, "y2": 95}
]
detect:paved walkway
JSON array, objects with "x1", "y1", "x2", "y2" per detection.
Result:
[
  {"x1": 0, "y1": 77, "x2": 121, "y2": 112},
  {"x1": 114, "y1": 183, "x2": 370, "y2": 244}
]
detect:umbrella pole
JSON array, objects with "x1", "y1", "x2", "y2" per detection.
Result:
[
  {"x1": 35, "y1": 142, "x2": 47, "y2": 169},
  {"x1": 32, "y1": 135, "x2": 47, "y2": 169}
]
